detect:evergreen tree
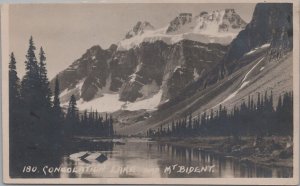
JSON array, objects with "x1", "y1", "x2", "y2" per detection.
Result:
[
  {"x1": 38, "y1": 47, "x2": 52, "y2": 109},
  {"x1": 66, "y1": 95, "x2": 78, "y2": 120},
  {"x1": 188, "y1": 114, "x2": 192, "y2": 132},
  {"x1": 277, "y1": 94, "x2": 282, "y2": 112},
  {"x1": 51, "y1": 76, "x2": 64, "y2": 144},
  {"x1": 9, "y1": 52, "x2": 21, "y2": 171},
  {"x1": 109, "y1": 115, "x2": 114, "y2": 137},
  {"x1": 281, "y1": 92, "x2": 293, "y2": 135},
  {"x1": 19, "y1": 37, "x2": 46, "y2": 151},
  {"x1": 83, "y1": 110, "x2": 88, "y2": 123},
  {"x1": 9, "y1": 52, "x2": 20, "y2": 105},
  {"x1": 250, "y1": 95, "x2": 254, "y2": 111},
  {"x1": 171, "y1": 121, "x2": 175, "y2": 132},
  {"x1": 257, "y1": 92, "x2": 261, "y2": 110},
  {"x1": 21, "y1": 36, "x2": 40, "y2": 109},
  {"x1": 66, "y1": 95, "x2": 79, "y2": 136},
  {"x1": 53, "y1": 76, "x2": 62, "y2": 119}
]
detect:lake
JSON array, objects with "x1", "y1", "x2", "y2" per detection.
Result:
[{"x1": 52, "y1": 137, "x2": 292, "y2": 178}]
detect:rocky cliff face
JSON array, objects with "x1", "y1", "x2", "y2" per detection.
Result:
[
  {"x1": 53, "y1": 45, "x2": 115, "y2": 102},
  {"x1": 119, "y1": 40, "x2": 227, "y2": 102},
  {"x1": 150, "y1": 3, "x2": 293, "y2": 112},
  {"x1": 50, "y1": 8, "x2": 251, "y2": 111},
  {"x1": 219, "y1": 3, "x2": 293, "y2": 76},
  {"x1": 52, "y1": 39, "x2": 227, "y2": 104}
]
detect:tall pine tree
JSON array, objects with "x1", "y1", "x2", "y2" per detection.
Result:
[
  {"x1": 9, "y1": 52, "x2": 21, "y2": 170},
  {"x1": 38, "y1": 47, "x2": 52, "y2": 109},
  {"x1": 66, "y1": 95, "x2": 79, "y2": 136},
  {"x1": 51, "y1": 76, "x2": 64, "y2": 145},
  {"x1": 21, "y1": 36, "x2": 40, "y2": 110},
  {"x1": 53, "y1": 76, "x2": 62, "y2": 119},
  {"x1": 9, "y1": 52, "x2": 20, "y2": 105}
]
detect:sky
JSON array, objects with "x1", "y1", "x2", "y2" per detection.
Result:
[{"x1": 9, "y1": 3, "x2": 256, "y2": 79}]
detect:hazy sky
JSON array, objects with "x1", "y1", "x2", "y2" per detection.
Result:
[{"x1": 9, "y1": 3, "x2": 256, "y2": 79}]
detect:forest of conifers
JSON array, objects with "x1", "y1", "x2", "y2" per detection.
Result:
[
  {"x1": 9, "y1": 37, "x2": 114, "y2": 174},
  {"x1": 148, "y1": 91, "x2": 293, "y2": 138}
]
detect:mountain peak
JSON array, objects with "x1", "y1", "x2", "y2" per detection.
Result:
[
  {"x1": 166, "y1": 9, "x2": 247, "y2": 34},
  {"x1": 83, "y1": 45, "x2": 102, "y2": 58},
  {"x1": 166, "y1": 13, "x2": 193, "y2": 33},
  {"x1": 117, "y1": 9, "x2": 247, "y2": 51},
  {"x1": 125, "y1": 21, "x2": 155, "y2": 39}
]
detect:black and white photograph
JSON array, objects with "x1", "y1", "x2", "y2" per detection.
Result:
[{"x1": 1, "y1": 1, "x2": 299, "y2": 184}]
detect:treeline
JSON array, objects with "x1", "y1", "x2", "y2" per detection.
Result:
[
  {"x1": 66, "y1": 96, "x2": 115, "y2": 137},
  {"x1": 148, "y1": 91, "x2": 293, "y2": 138},
  {"x1": 9, "y1": 37, "x2": 114, "y2": 169}
]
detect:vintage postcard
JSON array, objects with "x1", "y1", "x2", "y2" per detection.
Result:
[{"x1": 1, "y1": 0, "x2": 299, "y2": 184}]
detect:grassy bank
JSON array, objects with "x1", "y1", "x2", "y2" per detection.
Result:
[{"x1": 153, "y1": 136, "x2": 293, "y2": 168}]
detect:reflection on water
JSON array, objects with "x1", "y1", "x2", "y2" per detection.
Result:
[{"x1": 59, "y1": 138, "x2": 292, "y2": 178}]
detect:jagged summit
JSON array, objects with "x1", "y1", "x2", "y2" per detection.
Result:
[
  {"x1": 167, "y1": 9, "x2": 246, "y2": 34},
  {"x1": 166, "y1": 13, "x2": 193, "y2": 33},
  {"x1": 118, "y1": 9, "x2": 247, "y2": 50},
  {"x1": 125, "y1": 21, "x2": 155, "y2": 39}
]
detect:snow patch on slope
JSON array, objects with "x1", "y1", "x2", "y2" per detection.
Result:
[
  {"x1": 77, "y1": 93, "x2": 124, "y2": 113},
  {"x1": 219, "y1": 81, "x2": 249, "y2": 105},
  {"x1": 117, "y1": 29, "x2": 237, "y2": 51},
  {"x1": 138, "y1": 80, "x2": 160, "y2": 100},
  {"x1": 174, "y1": 66, "x2": 182, "y2": 72},
  {"x1": 193, "y1": 68, "x2": 200, "y2": 81},
  {"x1": 216, "y1": 57, "x2": 265, "y2": 106},
  {"x1": 241, "y1": 57, "x2": 265, "y2": 82},
  {"x1": 59, "y1": 79, "x2": 86, "y2": 104},
  {"x1": 76, "y1": 90, "x2": 163, "y2": 112},
  {"x1": 245, "y1": 43, "x2": 271, "y2": 56},
  {"x1": 124, "y1": 90, "x2": 163, "y2": 111}
]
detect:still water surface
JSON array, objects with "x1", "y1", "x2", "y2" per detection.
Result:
[{"x1": 56, "y1": 138, "x2": 292, "y2": 178}]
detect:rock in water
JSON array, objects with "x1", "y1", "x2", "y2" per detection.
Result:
[
  {"x1": 96, "y1": 154, "x2": 108, "y2": 163},
  {"x1": 84, "y1": 152, "x2": 102, "y2": 161},
  {"x1": 79, "y1": 152, "x2": 91, "y2": 160},
  {"x1": 69, "y1": 151, "x2": 90, "y2": 160}
]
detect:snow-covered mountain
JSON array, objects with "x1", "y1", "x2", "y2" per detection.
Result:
[
  {"x1": 125, "y1": 21, "x2": 155, "y2": 39},
  {"x1": 54, "y1": 39, "x2": 228, "y2": 112},
  {"x1": 117, "y1": 9, "x2": 246, "y2": 50},
  {"x1": 115, "y1": 3, "x2": 293, "y2": 135},
  {"x1": 51, "y1": 8, "x2": 242, "y2": 112},
  {"x1": 49, "y1": 3, "x2": 293, "y2": 137},
  {"x1": 51, "y1": 4, "x2": 292, "y2": 120}
]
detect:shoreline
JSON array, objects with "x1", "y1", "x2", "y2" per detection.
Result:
[{"x1": 152, "y1": 136, "x2": 293, "y2": 169}]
